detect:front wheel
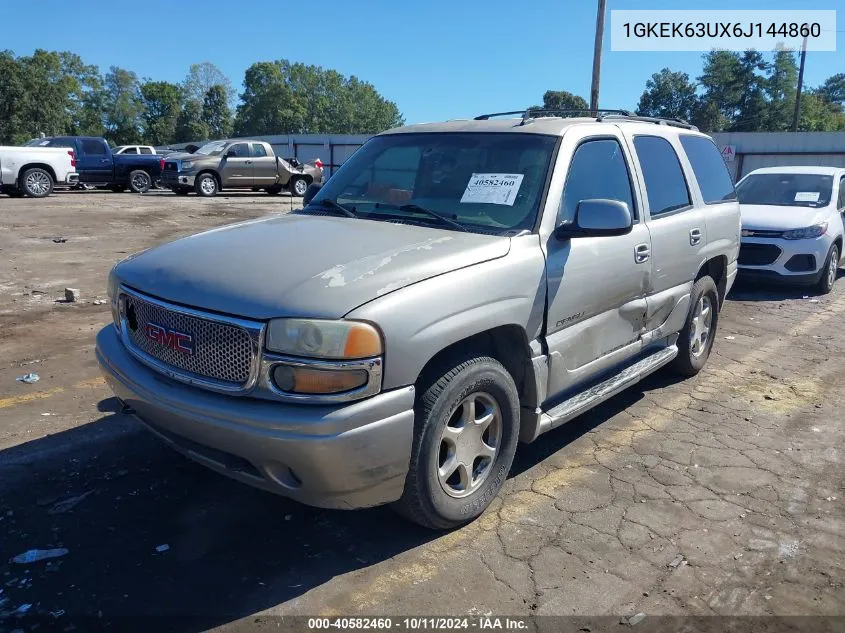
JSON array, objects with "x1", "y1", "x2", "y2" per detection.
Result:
[
  {"x1": 128, "y1": 170, "x2": 152, "y2": 194},
  {"x1": 194, "y1": 173, "x2": 218, "y2": 197},
  {"x1": 815, "y1": 244, "x2": 840, "y2": 295},
  {"x1": 671, "y1": 275, "x2": 719, "y2": 377},
  {"x1": 393, "y1": 355, "x2": 520, "y2": 530},
  {"x1": 290, "y1": 177, "x2": 308, "y2": 197},
  {"x1": 21, "y1": 167, "x2": 54, "y2": 198}
]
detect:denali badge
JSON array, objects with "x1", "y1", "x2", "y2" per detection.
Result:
[{"x1": 145, "y1": 322, "x2": 195, "y2": 355}]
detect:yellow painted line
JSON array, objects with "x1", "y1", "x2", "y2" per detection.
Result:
[{"x1": 0, "y1": 376, "x2": 106, "y2": 410}]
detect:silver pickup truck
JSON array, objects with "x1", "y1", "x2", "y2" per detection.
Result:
[{"x1": 96, "y1": 110, "x2": 740, "y2": 529}]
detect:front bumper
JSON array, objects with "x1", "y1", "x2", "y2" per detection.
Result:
[
  {"x1": 160, "y1": 170, "x2": 195, "y2": 187},
  {"x1": 96, "y1": 326, "x2": 415, "y2": 509},
  {"x1": 738, "y1": 235, "x2": 831, "y2": 285}
]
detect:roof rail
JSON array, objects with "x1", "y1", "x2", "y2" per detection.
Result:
[
  {"x1": 473, "y1": 108, "x2": 698, "y2": 130},
  {"x1": 474, "y1": 108, "x2": 632, "y2": 122},
  {"x1": 598, "y1": 113, "x2": 698, "y2": 130}
]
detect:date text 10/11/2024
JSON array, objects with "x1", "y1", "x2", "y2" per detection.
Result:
[{"x1": 307, "y1": 617, "x2": 529, "y2": 630}]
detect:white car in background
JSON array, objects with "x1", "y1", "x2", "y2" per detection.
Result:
[
  {"x1": 113, "y1": 145, "x2": 157, "y2": 155},
  {"x1": 736, "y1": 166, "x2": 845, "y2": 294}
]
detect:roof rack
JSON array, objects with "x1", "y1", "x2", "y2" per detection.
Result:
[{"x1": 473, "y1": 108, "x2": 697, "y2": 130}]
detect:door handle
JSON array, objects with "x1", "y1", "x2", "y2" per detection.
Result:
[
  {"x1": 635, "y1": 243, "x2": 650, "y2": 263},
  {"x1": 245, "y1": 160, "x2": 252, "y2": 164},
  {"x1": 100, "y1": 159, "x2": 109, "y2": 164},
  {"x1": 689, "y1": 228, "x2": 702, "y2": 245}
]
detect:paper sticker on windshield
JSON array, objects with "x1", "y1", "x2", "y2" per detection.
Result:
[
  {"x1": 794, "y1": 191, "x2": 820, "y2": 202},
  {"x1": 460, "y1": 173, "x2": 524, "y2": 206}
]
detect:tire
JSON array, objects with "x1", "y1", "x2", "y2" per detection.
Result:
[
  {"x1": 110, "y1": 185, "x2": 127, "y2": 193},
  {"x1": 172, "y1": 186, "x2": 190, "y2": 196},
  {"x1": 393, "y1": 355, "x2": 520, "y2": 530},
  {"x1": 815, "y1": 244, "x2": 839, "y2": 295},
  {"x1": 265, "y1": 185, "x2": 283, "y2": 195},
  {"x1": 194, "y1": 173, "x2": 218, "y2": 197},
  {"x1": 290, "y1": 176, "x2": 308, "y2": 197},
  {"x1": 21, "y1": 167, "x2": 54, "y2": 198},
  {"x1": 128, "y1": 170, "x2": 152, "y2": 194},
  {"x1": 670, "y1": 276, "x2": 719, "y2": 377}
]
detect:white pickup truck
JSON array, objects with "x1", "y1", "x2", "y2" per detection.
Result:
[{"x1": 0, "y1": 146, "x2": 79, "y2": 198}]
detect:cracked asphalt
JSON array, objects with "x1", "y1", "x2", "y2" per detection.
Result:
[{"x1": 1, "y1": 192, "x2": 844, "y2": 631}]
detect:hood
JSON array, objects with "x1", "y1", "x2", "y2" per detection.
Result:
[
  {"x1": 740, "y1": 204, "x2": 828, "y2": 231},
  {"x1": 162, "y1": 152, "x2": 197, "y2": 161},
  {"x1": 115, "y1": 214, "x2": 510, "y2": 320}
]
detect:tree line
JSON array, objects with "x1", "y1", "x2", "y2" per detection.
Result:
[
  {"x1": 531, "y1": 50, "x2": 844, "y2": 132},
  {"x1": 0, "y1": 50, "x2": 405, "y2": 146}
]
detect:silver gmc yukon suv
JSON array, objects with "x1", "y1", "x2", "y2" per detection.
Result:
[{"x1": 96, "y1": 110, "x2": 740, "y2": 529}]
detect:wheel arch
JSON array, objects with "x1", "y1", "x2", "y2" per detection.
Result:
[
  {"x1": 18, "y1": 163, "x2": 57, "y2": 185},
  {"x1": 696, "y1": 255, "x2": 728, "y2": 305}
]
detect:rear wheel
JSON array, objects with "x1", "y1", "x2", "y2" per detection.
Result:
[
  {"x1": 128, "y1": 170, "x2": 151, "y2": 194},
  {"x1": 21, "y1": 167, "x2": 54, "y2": 198},
  {"x1": 671, "y1": 275, "x2": 719, "y2": 377},
  {"x1": 195, "y1": 173, "x2": 218, "y2": 197},
  {"x1": 815, "y1": 244, "x2": 840, "y2": 295},
  {"x1": 393, "y1": 355, "x2": 520, "y2": 530},
  {"x1": 290, "y1": 177, "x2": 308, "y2": 197}
]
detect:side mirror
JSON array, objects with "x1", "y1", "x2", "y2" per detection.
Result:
[
  {"x1": 303, "y1": 183, "x2": 323, "y2": 206},
  {"x1": 554, "y1": 199, "x2": 633, "y2": 239}
]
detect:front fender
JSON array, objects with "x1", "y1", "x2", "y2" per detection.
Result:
[{"x1": 345, "y1": 235, "x2": 547, "y2": 390}]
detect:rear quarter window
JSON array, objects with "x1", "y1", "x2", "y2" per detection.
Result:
[
  {"x1": 679, "y1": 135, "x2": 737, "y2": 204},
  {"x1": 633, "y1": 135, "x2": 691, "y2": 217}
]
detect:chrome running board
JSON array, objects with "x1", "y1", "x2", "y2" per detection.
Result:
[{"x1": 537, "y1": 345, "x2": 678, "y2": 437}]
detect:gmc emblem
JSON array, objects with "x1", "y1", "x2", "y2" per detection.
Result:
[{"x1": 145, "y1": 322, "x2": 195, "y2": 355}]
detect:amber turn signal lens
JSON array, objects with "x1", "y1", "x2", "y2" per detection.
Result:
[
  {"x1": 272, "y1": 364, "x2": 368, "y2": 395},
  {"x1": 342, "y1": 323, "x2": 383, "y2": 358}
]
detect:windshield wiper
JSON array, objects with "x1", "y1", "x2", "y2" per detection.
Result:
[
  {"x1": 310, "y1": 198, "x2": 358, "y2": 218},
  {"x1": 375, "y1": 203, "x2": 468, "y2": 232}
]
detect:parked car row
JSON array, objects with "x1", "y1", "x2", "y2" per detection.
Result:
[
  {"x1": 1, "y1": 136, "x2": 324, "y2": 198},
  {"x1": 93, "y1": 110, "x2": 844, "y2": 531}
]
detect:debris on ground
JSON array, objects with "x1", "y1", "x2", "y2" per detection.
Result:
[
  {"x1": 155, "y1": 544, "x2": 170, "y2": 553},
  {"x1": 668, "y1": 554, "x2": 684, "y2": 568},
  {"x1": 92, "y1": 299, "x2": 107, "y2": 305},
  {"x1": 15, "y1": 373, "x2": 40, "y2": 384},
  {"x1": 48, "y1": 491, "x2": 94, "y2": 515},
  {"x1": 725, "y1": 336, "x2": 736, "y2": 340},
  {"x1": 627, "y1": 613, "x2": 647, "y2": 626},
  {"x1": 12, "y1": 548, "x2": 69, "y2": 564},
  {"x1": 64, "y1": 288, "x2": 81, "y2": 302},
  {"x1": 52, "y1": 237, "x2": 67, "y2": 243}
]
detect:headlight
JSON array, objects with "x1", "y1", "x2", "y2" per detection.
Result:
[
  {"x1": 180, "y1": 161, "x2": 193, "y2": 171},
  {"x1": 266, "y1": 319, "x2": 382, "y2": 359},
  {"x1": 782, "y1": 223, "x2": 827, "y2": 240}
]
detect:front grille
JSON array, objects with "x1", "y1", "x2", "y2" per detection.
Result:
[
  {"x1": 121, "y1": 291, "x2": 255, "y2": 387},
  {"x1": 739, "y1": 243, "x2": 781, "y2": 266},
  {"x1": 164, "y1": 161, "x2": 179, "y2": 171}
]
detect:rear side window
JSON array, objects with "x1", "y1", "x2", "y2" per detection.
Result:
[
  {"x1": 559, "y1": 138, "x2": 636, "y2": 223},
  {"x1": 252, "y1": 143, "x2": 268, "y2": 157},
  {"x1": 679, "y1": 135, "x2": 737, "y2": 203},
  {"x1": 140, "y1": 147, "x2": 153, "y2": 154},
  {"x1": 634, "y1": 136, "x2": 691, "y2": 217},
  {"x1": 81, "y1": 139, "x2": 106, "y2": 155}
]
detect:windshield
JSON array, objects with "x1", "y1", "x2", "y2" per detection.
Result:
[
  {"x1": 736, "y1": 173, "x2": 833, "y2": 208},
  {"x1": 194, "y1": 141, "x2": 227, "y2": 155},
  {"x1": 310, "y1": 133, "x2": 558, "y2": 234}
]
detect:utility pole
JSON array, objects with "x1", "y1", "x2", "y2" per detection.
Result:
[
  {"x1": 792, "y1": 35, "x2": 808, "y2": 132},
  {"x1": 590, "y1": 0, "x2": 607, "y2": 113}
]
